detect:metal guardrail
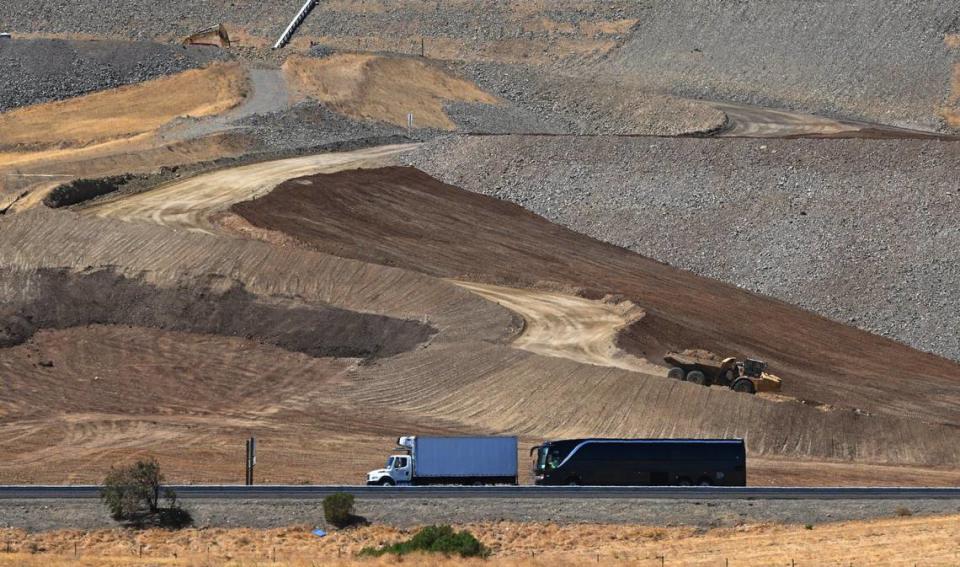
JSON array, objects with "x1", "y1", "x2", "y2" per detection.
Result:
[
  {"x1": 274, "y1": 0, "x2": 319, "y2": 49},
  {"x1": 2, "y1": 485, "x2": 960, "y2": 500}
]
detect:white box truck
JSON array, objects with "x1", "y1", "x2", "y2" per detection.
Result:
[{"x1": 366, "y1": 436, "x2": 518, "y2": 485}]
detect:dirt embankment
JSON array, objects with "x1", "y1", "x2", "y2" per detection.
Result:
[
  {"x1": 4, "y1": 185, "x2": 960, "y2": 482},
  {"x1": 0, "y1": 38, "x2": 224, "y2": 112},
  {"x1": 283, "y1": 54, "x2": 500, "y2": 130},
  {"x1": 0, "y1": 266, "x2": 435, "y2": 358},
  {"x1": 0, "y1": 62, "x2": 247, "y2": 152},
  {"x1": 231, "y1": 166, "x2": 960, "y2": 428},
  {"x1": 406, "y1": 135, "x2": 960, "y2": 364}
]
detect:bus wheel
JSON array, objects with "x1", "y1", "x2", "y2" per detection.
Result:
[
  {"x1": 677, "y1": 478, "x2": 692, "y2": 486},
  {"x1": 567, "y1": 478, "x2": 581, "y2": 486},
  {"x1": 697, "y1": 478, "x2": 712, "y2": 486}
]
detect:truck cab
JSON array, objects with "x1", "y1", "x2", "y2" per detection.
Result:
[{"x1": 366, "y1": 454, "x2": 411, "y2": 485}]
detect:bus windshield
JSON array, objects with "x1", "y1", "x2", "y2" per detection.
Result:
[{"x1": 535, "y1": 446, "x2": 566, "y2": 472}]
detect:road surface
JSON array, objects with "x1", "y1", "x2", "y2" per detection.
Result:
[{"x1": 2, "y1": 485, "x2": 960, "y2": 500}]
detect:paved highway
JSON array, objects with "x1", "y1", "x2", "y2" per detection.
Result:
[{"x1": 2, "y1": 486, "x2": 959, "y2": 500}]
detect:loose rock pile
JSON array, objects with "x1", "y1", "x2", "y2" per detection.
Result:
[{"x1": 0, "y1": 38, "x2": 223, "y2": 111}]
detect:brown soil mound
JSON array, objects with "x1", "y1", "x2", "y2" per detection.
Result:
[
  {"x1": 0, "y1": 63, "x2": 247, "y2": 151},
  {"x1": 283, "y1": 54, "x2": 499, "y2": 129},
  {"x1": 232, "y1": 166, "x2": 960, "y2": 429}
]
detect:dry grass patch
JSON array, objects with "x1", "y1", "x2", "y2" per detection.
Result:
[
  {"x1": 283, "y1": 54, "x2": 499, "y2": 129},
  {"x1": 941, "y1": 62, "x2": 960, "y2": 127},
  {"x1": 2, "y1": 516, "x2": 960, "y2": 566},
  {"x1": 0, "y1": 63, "x2": 248, "y2": 151}
]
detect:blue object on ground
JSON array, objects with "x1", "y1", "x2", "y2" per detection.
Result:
[{"x1": 312, "y1": 529, "x2": 327, "y2": 537}]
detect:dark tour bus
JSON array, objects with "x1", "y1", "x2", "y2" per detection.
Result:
[{"x1": 532, "y1": 438, "x2": 746, "y2": 486}]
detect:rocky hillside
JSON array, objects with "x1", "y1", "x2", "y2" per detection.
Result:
[
  {"x1": 0, "y1": 38, "x2": 222, "y2": 112},
  {"x1": 607, "y1": 0, "x2": 960, "y2": 131},
  {"x1": 406, "y1": 135, "x2": 960, "y2": 363}
]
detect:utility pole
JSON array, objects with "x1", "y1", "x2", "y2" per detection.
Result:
[{"x1": 245, "y1": 437, "x2": 256, "y2": 485}]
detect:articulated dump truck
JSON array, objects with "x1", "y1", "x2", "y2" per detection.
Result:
[{"x1": 664, "y1": 351, "x2": 782, "y2": 395}]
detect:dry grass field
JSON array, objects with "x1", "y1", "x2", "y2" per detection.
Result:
[{"x1": 2, "y1": 515, "x2": 960, "y2": 566}]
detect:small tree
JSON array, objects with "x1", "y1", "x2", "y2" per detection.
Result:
[
  {"x1": 323, "y1": 492, "x2": 365, "y2": 528},
  {"x1": 100, "y1": 458, "x2": 191, "y2": 528}
]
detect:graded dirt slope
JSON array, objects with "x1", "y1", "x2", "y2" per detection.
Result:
[
  {"x1": 0, "y1": 62, "x2": 246, "y2": 151},
  {"x1": 407, "y1": 135, "x2": 960, "y2": 363},
  {"x1": 283, "y1": 54, "x2": 500, "y2": 130},
  {"x1": 229, "y1": 166, "x2": 960, "y2": 471},
  {"x1": 81, "y1": 143, "x2": 415, "y2": 232},
  {"x1": 1, "y1": 198, "x2": 958, "y2": 485},
  {"x1": 230, "y1": 166, "x2": 960, "y2": 427},
  {"x1": 0, "y1": 207, "x2": 512, "y2": 484}
]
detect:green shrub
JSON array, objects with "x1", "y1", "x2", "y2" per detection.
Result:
[
  {"x1": 359, "y1": 525, "x2": 489, "y2": 558},
  {"x1": 323, "y1": 492, "x2": 356, "y2": 528},
  {"x1": 100, "y1": 458, "x2": 191, "y2": 528}
]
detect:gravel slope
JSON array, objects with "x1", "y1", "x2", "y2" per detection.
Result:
[
  {"x1": 405, "y1": 135, "x2": 960, "y2": 362},
  {"x1": 3, "y1": 497, "x2": 960, "y2": 531},
  {"x1": 607, "y1": 1, "x2": 960, "y2": 131},
  {"x1": 0, "y1": 38, "x2": 222, "y2": 112}
]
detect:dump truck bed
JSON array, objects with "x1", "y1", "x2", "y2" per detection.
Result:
[{"x1": 663, "y1": 352, "x2": 726, "y2": 373}]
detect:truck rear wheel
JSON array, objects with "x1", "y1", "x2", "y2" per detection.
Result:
[
  {"x1": 667, "y1": 367, "x2": 685, "y2": 380},
  {"x1": 687, "y1": 370, "x2": 710, "y2": 386},
  {"x1": 732, "y1": 378, "x2": 756, "y2": 394}
]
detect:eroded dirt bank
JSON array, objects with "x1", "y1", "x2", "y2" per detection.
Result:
[{"x1": 0, "y1": 267, "x2": 434, "y2": 359}]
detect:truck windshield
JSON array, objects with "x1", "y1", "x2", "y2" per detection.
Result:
[{"x1": 385, "y1": 456, "x2": 394, "y2": 469}]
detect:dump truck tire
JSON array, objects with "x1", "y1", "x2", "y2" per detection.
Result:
[
  {"x1": 687, "y1": 370, "x2": 709, "y2": 386},
  {"x1": 667, "y1": 367, "x2": 685, "y2": 380},
  {"x1": 732, "y1": 378, "x2": 756, "y2": 394}
]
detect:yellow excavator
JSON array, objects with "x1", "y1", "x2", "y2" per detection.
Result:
[{"x1": 663, "y1": 351, "x2": 782, "y2": 395}]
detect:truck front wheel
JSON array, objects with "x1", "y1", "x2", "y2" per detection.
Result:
[{"x1": 378, "y1": 477, "x2": 396, "y2": 486}]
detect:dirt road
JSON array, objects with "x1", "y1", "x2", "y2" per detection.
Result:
[
  {"x1": 453, "y1": 281, "x2": 662, "y2": 375},
  {"x1": 81, "y1": 144, "x2": 417, "y2": 232},
  {"x1": 709, "y1": 100, "x2": 957, "y2": 138}
]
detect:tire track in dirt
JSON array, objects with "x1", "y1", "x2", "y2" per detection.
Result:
[{"x1": 452, "y1": 280, "x2": 663, "y2": 375}]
